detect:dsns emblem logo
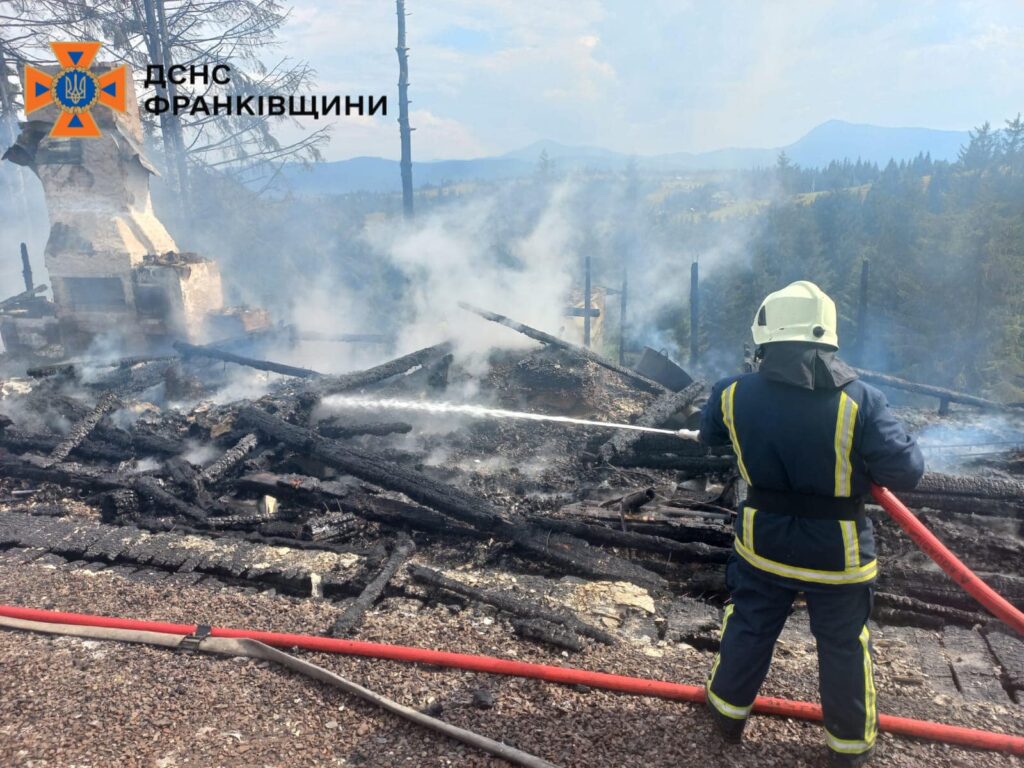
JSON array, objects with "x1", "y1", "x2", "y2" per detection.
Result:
[{"x1": 24, "y1": 42, "x2": 127, "y2": 138}]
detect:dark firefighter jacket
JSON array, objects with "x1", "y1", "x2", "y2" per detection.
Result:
[{"x1": 701, "y1": 346, "x2": 925, "y2": 588}]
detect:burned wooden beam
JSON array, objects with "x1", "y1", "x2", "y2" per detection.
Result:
[
  {"x1": 239, "y1": 406, "x2": 514, "y2": 533},
  {"x1": 128, "y1": 475, "x2": 208, "y2": 523},
  {"x1": 0, "y1": 429, "x2": 128, "y2": 464},
  {"x1": 0, "y1": 284, "x2": 47, "y2": 312},
  {"x1": 525, "y1": 515, "x2": 729, "y2": 563},
  {"x1": 331, "y1": 532, "x2": 415, "y2": 636},
  {"x1": 890, "y1": 493, "x2": 1023, "y2": 519},
  {"x1": 239, "y1": 407, "x2": 666, "y2": 590},
  {"x1": 512, "y1": 618, "x2": 585, "y2": 652},
  {"x1": 600, "y1": 381, "x2": 707, "y2": 462},
  {"x1": 20, "y1": 242, "x2": 33, "y2": 293},
  {"x1": 174, "y1": 340, "x2": 322, "y2": 379},
  {"x1": 92, "y1": 424, "x2": 184, "y2": 457},
  {"x1": 853, "y1": 367, "x2": 1023, "y2": 412},
  {"x1": 317, "y1": 421, "x2": 413, "y2": 439},
  {"x1": 26, "y1": 362, "x2": 77, "y2": 379},
  {"x1": 620, "y1": 488, "x2": 655, "y2": 513},
  {"x1": 88, "y1": 359, "x2": 175, "y2": 396},
  {"x1": 45, "y1": 393, "x2": 121, "y2": 465},
  {"x1": 873, "y1": 592, "x2": 988, "y2": 629},
  {"x1": 317, "y1": 342, "x2": 454, "y2": 395},
  {"x1": 408, "y1": 564, "x2": 615, "y2": 645},
  {"x1": 913, "y1": 471, "x2": 1024, "y2": 501},
  {"x1": 200, "y1": 433, "x2": 259, "y2": 485},
  {"x1": 0, "y1": 454, "x2": 124, "y2": 491},
  {"x1": 458, "y1": 302, "x2": 666, "y2": 394}
]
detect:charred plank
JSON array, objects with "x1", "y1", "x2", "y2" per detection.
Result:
[
  {"x1": 854, "y1": 367, "x2": 1023, "y2": 412},
  {"x1": 317, "y1": 342, "x2": 454, "y2": 395},
  {"x1": 317, "y1": 421, "x2": 413, "y2": 439},
  {"x1": 526, "y1": 514, "x2": 728, "y2": 563},
  {"x1": 175, "y1": 340, "x2": 321, "y2": 379},
  {"x1": 409, "y1": 564, "x2": 614, "y2": 645},
  {"x1": 600, "y1": 381, "x2": 707, "y2": 462},
  {"x1": 46, "y1": 393, "x2": 120, "y2": 465},
  {"x1": 331, "y1": 532, "x2": 415, "y2": 636},
  {"x1": 200, "y1": 433, "x2": 259, "y2": 484},
  {"x1": 458, "y1": 303, "x2": 665, "y2": 394}
]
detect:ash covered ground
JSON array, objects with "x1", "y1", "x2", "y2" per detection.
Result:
[{"x1": 0, "y1": 333, "x2": 1022, "y2": 768}]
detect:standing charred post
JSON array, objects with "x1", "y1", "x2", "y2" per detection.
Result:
[
  {"x1": 689, "y1": 259, "x2": 700, "y2": 366},
  {"x1": 19, "y1": 243, "x2": 32, "y2": 293},
  {"x1": 618, "y1": 267, "x2": 628, "y2": 365},
  {"x1": 583, "y1": 256, "x2": 593, "y2": 349},
  {"x1": 856, "y1": 258, "x2": 870, "y2": 364},
  {"x1": 396, "y1": 0, "x2": 414, "y2": 219}
]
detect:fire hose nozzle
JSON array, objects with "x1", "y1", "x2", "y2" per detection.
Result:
[{"x1": 674, "y1": 428, "x2": 700, "y2": 441}]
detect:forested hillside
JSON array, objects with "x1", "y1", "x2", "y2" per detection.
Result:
[
  {"x1": 156, "y1": 117, "x2": 1024, "y2": 401},
  {"x1": 698, "y1": 118, "x2": 1024, "y2": 398}
]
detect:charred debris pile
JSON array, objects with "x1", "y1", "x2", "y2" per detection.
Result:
[{"x1": 1, "y1": 307, "x2": 1023, "y2": 656}]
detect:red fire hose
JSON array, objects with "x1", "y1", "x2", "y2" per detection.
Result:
[
  {"x1": 0, "y1": 603, "x2": 1022, "y2": 755},
  {"x1": 871, "y1": 484, "x2": 1024, "y2": 636},
  {"x1": 2, "y1": 486, "x2": 1023, "y2": 756}
]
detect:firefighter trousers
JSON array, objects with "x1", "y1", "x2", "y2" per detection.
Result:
[{"x1": 706, "y1": 559, "x2": 877, "y2": 757}]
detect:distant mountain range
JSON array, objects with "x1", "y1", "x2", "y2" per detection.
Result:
[{"x1": 279, "y1": 120, "x2": 971, "y2": 196}]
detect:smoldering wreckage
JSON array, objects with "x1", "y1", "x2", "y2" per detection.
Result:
[{"x1": 1, "y1": 69, "x2": 1024, "y2": 768}]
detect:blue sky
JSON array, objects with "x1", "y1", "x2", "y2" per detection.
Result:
[{"x1": 280, "y1": 1, "x2": 1024, "y2": 161}]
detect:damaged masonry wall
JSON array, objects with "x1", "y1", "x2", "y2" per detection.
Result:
[{"x1": 3, "y1": 63, "x2": 224, "y2": 351}]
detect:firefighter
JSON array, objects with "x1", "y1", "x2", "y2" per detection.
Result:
[{"x1": 700, "y1": 280, "x2": 924, "y2": 767}]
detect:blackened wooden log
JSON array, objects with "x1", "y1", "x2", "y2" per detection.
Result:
[
  {"x1": 164, "y1": 457, "x2": 205, "y2": 501},
  {"x1": 913, "y1": 471, "x2": 1024, "y2": 501},
  {"x1": 87, "y1": 359, "x2": 174, "y2": 396},
  {"x1": 331, "y1": 532, "x2": 416, "y2": 636},
  {"x1": 883, "y1": 493, "x2": 1022, "y2": 519},
  {"x1": 458, "y1": 303, "x2": 666, "y2": 394},
  {"x1": 509, "y1": 527, "x2": 666, "y2": 591},
  {"x1": 873, "y1": 592, "x2": 988, "y2": 629},
  {"x1": 621, "y1": 488, "x2": 655, "y2": 513},
  {"x1": 0, "y1": 429, "x2": 127, "y2": 463},
  {"x1": 408, "y1": 564, "x2": 615, "y2": 645},
  {"x1": 525, "y1": 515, "x2": 729, "y2": 563},
  {"x1": 512, "y1": 618, "x2": 585, "y2": 652},
  {"x1": 46, "y1": 393, "x2": 120, "y2": 465},
  {"x1": 239, "y1": 406, "x2": 513, "y2": 533},
  {"x1": 129, "y1": 475, "x2": 208, "y2": 522},
  {"x1": 317, "y1": 421, "x2": 412, "y2": 439},
  {"x1": 0, "y1": 283, "x2": 47, "y2": 310},
  {"x1": 97, "y1": 489, "x2": 141, "y2": 524},
  {"x1": 304, "y1": 510, "x2": 364, "y2": 542},
  {"x1": 0, "y1": 455, "x2": 123, "y2": 490},
  {"x1": 90, "y1": 424, "x2": 184, "y2": 457},
  {"x1": 26, "y1": 362, "x2": 77, "y2": 379},
  {"x1": 600, "y1": 381, "x2": 707, "y2": 462},
  {"x1": 853, "y1": 367, "x2": 1023, "y2": 412},
  {"x1": 240, "y1": 407, "x2": 666, "y2": 590},
  {"x1": 174, "y1": 340, "x2": 322, "y2": 379},
  {"x1": 343, "y1": 493, "x2": 485, "y2": 540},
  {"x1": 200, "y1": 433, "x2": 259, "y2": 484},
  {"x1": 317, "y1": 342, "x2": 454, "y2": 395}
]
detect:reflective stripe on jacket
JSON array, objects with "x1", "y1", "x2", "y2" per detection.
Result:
[{"x1": 701, "y1": 372, "x2": 924, "y2": 586}]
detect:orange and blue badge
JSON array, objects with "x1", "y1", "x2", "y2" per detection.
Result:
[{"x1": 24, "y1": 42, "x2": 127, "y2": 138}]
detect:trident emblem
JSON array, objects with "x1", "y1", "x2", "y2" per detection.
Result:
[{"x1": 63, "y1": 71, "x2": 88, "y2": 105}]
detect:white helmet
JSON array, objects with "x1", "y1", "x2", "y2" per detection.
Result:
[{"x1": 751, "y1": 280, "x2": 838, "y2": 348}]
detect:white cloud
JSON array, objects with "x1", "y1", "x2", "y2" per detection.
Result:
[{"x1": 277, "y1": 0, "x2": 1024, "y2": 159}]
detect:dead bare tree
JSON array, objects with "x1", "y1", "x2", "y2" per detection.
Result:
[{"x1": 396, "y1": 0, "x2": 413, "y2": 218}]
